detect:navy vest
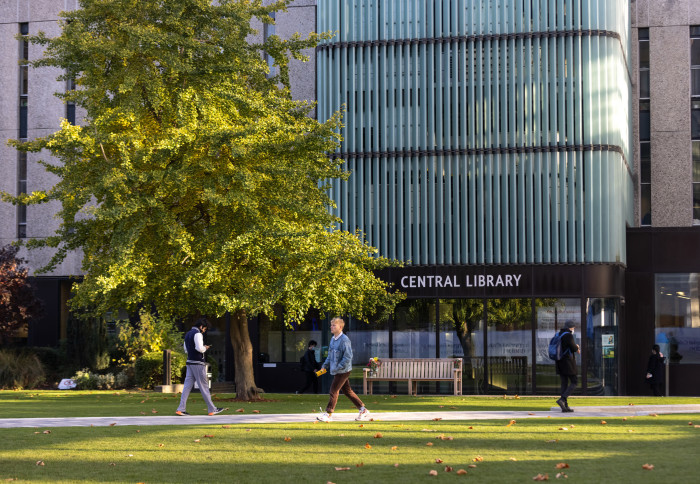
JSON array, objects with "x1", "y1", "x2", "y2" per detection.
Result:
[{"x1": 184, "y1": 327, "x2": 206, "y2": 363}]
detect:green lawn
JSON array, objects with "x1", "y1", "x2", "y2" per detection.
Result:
[
  {"x1": 1, "y1": 390, "x2": 699, "y2": 418},
  {"x1": 2, "y1": 415, "x2": 699, "y2": 483},
  {"x1": 2, "y1": 391, "x2": 700, "y2": 483}
]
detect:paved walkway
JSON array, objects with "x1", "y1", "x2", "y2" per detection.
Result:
[{"x1": 3, "y1": 404, "x2": 700, "y2": 429}]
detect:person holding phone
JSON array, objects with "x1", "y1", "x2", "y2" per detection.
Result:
[{"x1": 176, "y1": 318, "x2": 226, "y2": 416}]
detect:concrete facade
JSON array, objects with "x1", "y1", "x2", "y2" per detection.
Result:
[{"x1": 632, "y1": 0, "x2": 699, "y2": 226}]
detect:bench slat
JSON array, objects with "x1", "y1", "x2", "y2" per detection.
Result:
[{"x1": 363, "y1": 358, "x2": 463, "y2": 396}]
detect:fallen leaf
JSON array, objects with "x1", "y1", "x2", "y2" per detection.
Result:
[
  {"x1": 109, "y1": 423, "x2": 116, "y2": 426},
  {"x1": 364, "y1": 443, "x2": 372, "y2": 449},
  {"x1": 193, "y1": 439, "x2": 201, "y2": 443},
  {"x1": 222, "y1": 425, "x2": 231, "y2": 429},
  {"x1": 426, "y1": 442, "x2": 434, "y2": 446},
  {"x1": 558, "y1": 427, "x2": 568, "y2": 431},
  {"x1": 556, "y1": 472, "x2": 568, "y2": 478},
  {"x1": 649, "y1": 413, "x2": 658, "y2": 417},
  {"x1": 252, "y1": 410, "x2": 260, "y2": 413},
  {"x1": 140, "y1": 412, "x2": 146, "y2": 415},
  {"x1": 42, "y1": 430, "x2": 51, "y2": 434},
  {"x1": 688, "y1": 422, "x2": 693, "y2": 425},
  {"x1": 438, "y1": 405, "x2": 444, "y2": 408},
  {"x1": 356, "y1": 462, "x2": 364, "y2": 467},
  {"x1": 622, "y1": 418, "x2": 628, "y2": 421},
  {"x1": 468, "y1": 464, "x2": 477, "y2": 468},
  {"x1": 392, "y1": 395, "x2": 397, "y2": 398},
  {"x1": 600, "y1": 420, "x2": 607, "y2": 425},
  {"x1": 468, "y1": 426, "x2": 473, "y2": 429},
  {"x1": 528, "y1": 412, "x2": 536, "y2": 415},
  {"x1": 203, "y1": 435, "x2": 214, "y2": 438},
  {"x1": 374, "y1": 433, "x2": 383, "y2": 438},
  {"x1": 457, "y1": 469, "x2": 468, "y2": 475},
  {"x1": 236, "y1": 408, "x2": 244, "y2": 413},
  {"x1": 473, "y1": 455, "x2": 483, "y2": 462},
  {"x1": 151, "y1": 410, "x2": 158, "y2": 414},
  {"x1": 532, "y1": 473, "x2": 549, "y2": 481},
  {"x1": 510, "y1": 457, "x2": 518, "y2": 461},
  {"x1": 450, "y1": 406, "x2": 457, "y2": 409},
  {"x1": 109, "y1": 463, "x2": 116, "y2": 466},
  {"x1": 506, "y1": 419, "x2": 516, "y2": 427},
  {"x1": 136, "y1": 430, "x2": 140, "y2": 433},
  {"x1": 555, "y1": 463, "x2": 569, "y2": 469},
  {"x1": 394, "y1": 463, "x2": 399, "y2": 467},
  {"x1": 339, "y1": 434, "x2": 345, "y2": 437},
  {"x1": 695, "y1": 425, "x2": 700, "y2": 428},
  {"x1": 642, "y1": 463, "x2": 654, "y2": 470},
  {"x1": 546, "y1": 439, "x2": 558, "y2": 443},
  {"x1": 158, "y1": 444, "x2": 164, "y2": 447},
  {"x1": 515, "y1": 395, "x2": 520, "y2": 399},
  {"x1": 429, "y1": 470, "x2": 438, "y2": 476},
  {"x1": 35, "y1": 461, "x2": 45, "y2": 466},
  {"x1": 391, "y1": 445, "x2": 399, "y2": 451},
  {"x1": 359, "y1": 424, "x2": 364, "y2": 428},
  {"x1": 435, "y1": 458, "x2": 443, "y2": 463},
  {"x1": 334, "y1": 467, "x2": 350, "y2": 471},
  {"x1": 445, "y1": 465, "x2": 453, "y2": 472},
  {"x1": 284, "y1": 437, "x2": 292, "y2": 442},
  {"x1": 433, "y1": 417, "x2": 442, "y2": 421}
]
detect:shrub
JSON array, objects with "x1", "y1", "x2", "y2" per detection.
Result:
[
  {"x1": 134, "y1": 351, "x2": 187, "y2": 389},
  {"x1": 110, "y1": 310, "x2": 184, "y2": 367},
  {"x1": 70, "y1": 368, "x2": 132, "y2": 390},
  {"x1": 0, "y1": 349, "x2": 46, "y2": 389}
]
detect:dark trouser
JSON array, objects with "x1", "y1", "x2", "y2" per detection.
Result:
[
  {"x1": 298, "y1": 371, "x2": 318, "y2": 394},
  {"x1": 649, "y1": 382, "x2": 663, "y2": 396},
  {"x1": 325, "y1": 371, "x2": 364, "y2": 414},
  {"x1": 560, "y1": 373, "x2": 578, "y2": 401}
]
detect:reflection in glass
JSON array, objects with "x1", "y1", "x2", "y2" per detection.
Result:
[
  {"x1": 535, "y1": 298, "x2": 580, "y2": 394},
  {"x1": 585, "y1": 298, "x2": 619, "y2": 395},
  {"x1": 284, "y1": 309, "x2": 324, "y2": 364},
  {"x1": 257, "y1": 306, "x2": 284, "y2": 363},
  {"x1": 486, "y1": 299, "x2": 532, "y2": 394},
  {"x1": 655, "y1": 274, "x2": 700, "y2": 365},
  {"x1": 439, "y1": 299, "x2": 484, "y2": 394},
  {"x1": 346, "y1": 314, "x2": 389, "y2": 368},
  {"x1": 393, "y1": 299, "x2": 435, "y2": 358}
]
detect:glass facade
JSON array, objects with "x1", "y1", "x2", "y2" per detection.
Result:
[
  {"x1": 256, "y1": 296, "x2": 623, "y2": 395},
  {"x1": 317, "y1": 0, "x2": 633, "y2": 265},
  {"x1": 655, "y1": 274, "x2": 700, "y2": 365}
]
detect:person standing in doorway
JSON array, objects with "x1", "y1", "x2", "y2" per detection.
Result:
[
  {"x1": 646, "y1": 344, "x2": 665, "y2": 396},
  {"x1": 316, "y1": 318, "x2": 370, "y2": 422},
  {"x1": 556, "y1": 321, "x2": 580, "y2": 413},
  {"x1": 176, "y1": 318, "x2": 227, "y2": 416},
  {"x1": 297, "y1": 340, "x2": 321, "y2": 394}
]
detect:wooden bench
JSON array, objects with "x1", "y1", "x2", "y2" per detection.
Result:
[{"x1": 362, "y1": 358, "x2": 463, "y2": 396}]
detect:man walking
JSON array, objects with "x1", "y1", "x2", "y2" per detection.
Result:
[
  {"x1": 556, "y1": 321, "x2": 580, "y2": 413},
  {"x1": 316, "y1": 317, "x2": 370, "y2": 422},
  {"x1": 176, "y1": 318, "x2": 227, "y2": 416}
]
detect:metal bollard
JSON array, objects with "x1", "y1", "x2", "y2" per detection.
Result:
[{"x1": 163, "y1": 349, "x2": 172, "y2": 386}]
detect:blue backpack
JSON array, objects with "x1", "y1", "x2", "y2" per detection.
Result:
[{"x1": 548, "y1": 332, "x2": 570, "y2": 361}]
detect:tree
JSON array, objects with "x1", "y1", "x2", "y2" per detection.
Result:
[
  {"x1": 0, "y1": 245, "x2": 43, "y2": 344},
  {"x1": 2, "y1": 0, "x2": 403, "y2": 399}
]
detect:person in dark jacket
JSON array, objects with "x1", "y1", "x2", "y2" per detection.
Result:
[
  {"x1": 296, "y1": 340, "x2": 320, "y2": 394},
  {"x1": 555, "y1": 321, "x2": 580, "y2": 413},
  {"x1": 646, "y1": 344, "x2": 665, "y2": 396},
  {"x1": 176, "y1": 318, "x2": 226, "y2": 416}
]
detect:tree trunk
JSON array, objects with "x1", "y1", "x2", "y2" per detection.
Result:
[{"x1": 230, "y1": 309, "x2": 261, "y2": 401}]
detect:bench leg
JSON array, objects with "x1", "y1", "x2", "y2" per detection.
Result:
[{"x1": 363, "y1": 378, "x2": 367, "y2": 395}]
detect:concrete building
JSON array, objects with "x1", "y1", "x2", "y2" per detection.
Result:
[{"x1": 2, "y1": 0, "x2": 699, "y2": 395}]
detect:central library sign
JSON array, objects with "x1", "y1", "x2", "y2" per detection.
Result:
[{"x1": 379, "y1": 264, "x2": 625, "y2": 299}]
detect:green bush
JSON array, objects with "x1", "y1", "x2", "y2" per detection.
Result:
[
  {"x1": 70, "y1": 367, "x2": 133, "y2": 390},
  {"x1": 109, "y1": 310, "x2": 184, "y2": 367},
  {"x1": 134, "y1": 351, "x2": 187, "y2": 389},
  {"x1": 0, "y1": 349, "x2": 46, "y2": 389}
]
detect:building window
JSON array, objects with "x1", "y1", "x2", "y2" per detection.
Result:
[
  {"x1": 639, "y1": 28, "x2": 651, "y2": 225},
  {"x1": 655, "y1": 274, "x2": 700, "y2": 365},
  {"x1": 692, "y1": 27, "x2": 700, "y2": 224},
  {"x1": 66, "y1": 78, "x2": 76, "y2": 125},
  {"x1": 18, "y1": 23, "x2": 29, "y2": 238}
]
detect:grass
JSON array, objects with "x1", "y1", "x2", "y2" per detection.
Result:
[
  {"x1": 2, "y1": 391, "x2": 700, "y2": 482},
  {"x1": 1, "y1": 390, "x2": 699, "y2": 418},
  {"x1": 1, "y1": 415, "x2": 699, "y2": 483}
]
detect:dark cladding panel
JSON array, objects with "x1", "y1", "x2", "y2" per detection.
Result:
[
  {"x1": 583, "y1": 265, "x2": 625, "y2": 297},
  {"x1": 532, "y1": 265, "x2": 582, "y2": 296},
  {"x1": 27, "y1": 278, "x2": 61, "y2": 347}
]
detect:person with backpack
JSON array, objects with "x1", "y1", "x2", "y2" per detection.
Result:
[
  {"x1": 554, "y1": 321, "x2": 580, "y2": 413},
  {"x1": 296, "y1": 340, "x2": 321, "y2": 394}
]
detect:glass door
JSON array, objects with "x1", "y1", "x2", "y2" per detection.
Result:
[{"x1": 486, "y1": 299, "x2": 532, "y2": 394}]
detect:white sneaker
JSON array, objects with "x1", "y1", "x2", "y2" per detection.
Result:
[
  {"x1": 355, "y1": 408, "x2": 370, "y2": 421},
  {"x1": 316, "y1": 411, "x2": 332, "y2": 422}
]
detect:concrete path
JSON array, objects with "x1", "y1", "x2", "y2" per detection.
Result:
[{"x1": 2, "y1": 404, "x2": 700, "y2": 429}]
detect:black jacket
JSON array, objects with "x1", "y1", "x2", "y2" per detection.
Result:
[
  {"x1": 301, "y1": 348, "x2": 319, "y2": 372},
  {"x1": 555, "y1": 329, "x2": 578, "y2": 376},
  {"x1": 646, "y1": 353, "x2": 665, "y2": 384}
]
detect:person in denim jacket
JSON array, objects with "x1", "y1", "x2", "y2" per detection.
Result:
[{"x1": 316, "y1": 317, "x2": 370, "y2": 422}]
